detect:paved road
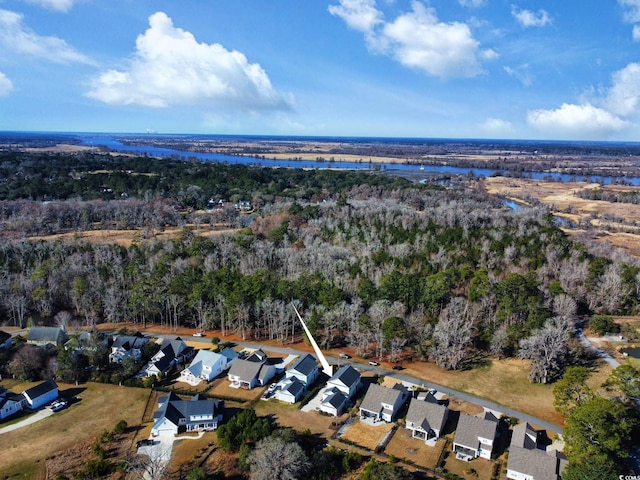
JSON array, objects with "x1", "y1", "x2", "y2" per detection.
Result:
[
  {"x1": 577, "y1": 330, "x2": 621, "y2": 369},
  {"x1": 163, "y1": 334, "x2": 565, "y2": 434}
]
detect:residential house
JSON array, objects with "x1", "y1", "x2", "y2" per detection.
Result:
[
  {"x1": 179, "y1": 348, "x2": 237, "y2": 386},
  {"x1": 275, "y1": 354, "x2": 320, "y2": 403},
  {"x1": 275, "y1": 377, "x2": 306, "y2": 404},
  {"x1": 228, "y1": 358, "x2": 275, "y2": 389},
  {"x1": 0, "y1": 389, "x2": 24, "y2": 420},
  {"x1": 22, "y1": 379, "x2": 58, "y2": 410},
  {"x1": 0, "y1": 330, "x2": 12, "y2": 350},
  {"x1": 325, "y1": 365, "x2": 361, "y2": 399},
  {"x1": 318, "y1": 388, "x2": 349, "y2": 416},
  {"x1": 359, "y1": 383, "x2": 410, "y2": 424},
  {"x1": 27, "y1": 326, "x2": 67, "y2": 347},
  {"x1": 143, "y1": 337, "x2": 193, "y2": 377},
  {"x1": 506, "y1": 422, "x2": 565, "y2": 480},
  {"x1": 405, "y1": 394, "x2": 449, "y2": 445},
  {"x1": 109, "y1": 334, "x2": 149, "y2": 364},
  {"x1": 317, "y1": 365, "x2": 361, "y2": 416},
  {"x1": 285, "y1": 354, "x2": 320, "y2": 386},
  {"x1": 453, "y1": 411, "x2": 499, "y2": 460},
  {"x1": 152, "y1": 392, "x2": 223, "y2": 436}
]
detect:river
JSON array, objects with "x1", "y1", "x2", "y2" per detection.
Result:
[{"x1": 80, "y1": 134, "x2": 640, "y2": 185}]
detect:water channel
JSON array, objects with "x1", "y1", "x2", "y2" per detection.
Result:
[{"x1": 80, "y1": 134, "x2": 640, "y2": 186}]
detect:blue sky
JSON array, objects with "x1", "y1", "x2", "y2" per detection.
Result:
[{"x1": 1, "y1": 0, "x2": 640, "y2": 140}]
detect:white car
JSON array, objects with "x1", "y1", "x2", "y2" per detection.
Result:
[
  {"x1": 368, "y1": 361, "x2": 379, "y2": 366},
  {"x1": 339, "y1": 352, "x2": 350, "y2": 359},
  {"x1": 49, "y1": 399, "x2": 68, "y2": 412},
  {"x1": 193, "y1": 332, "x2": 204, "y2": 337}
]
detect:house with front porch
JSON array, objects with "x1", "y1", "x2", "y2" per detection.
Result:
[
  {"x1": 143, "y1": 337, "x2": 194, "y2": 377},
  {"x1": 228, "y1": 358, "x2": 275, "y2": 389},
  {"x1": 359, "y1": 383, "x2": 410, "y2": 424},
  {"x1": 151, "y1": 392, "x2": 223, "y2": 436},
  {"x1": 179, "y1": 348, "x2": 237, "y2": 385},
  {"x1": 405, "y1": 394, "x2": 449, "y2": 445},
  {"x1": 453, "y1": 411, "x2": 499, "y2": 460}
]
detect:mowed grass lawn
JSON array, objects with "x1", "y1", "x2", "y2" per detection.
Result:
[{"x1": 0, "y1": 381, "x2": 151, "y2": 479}]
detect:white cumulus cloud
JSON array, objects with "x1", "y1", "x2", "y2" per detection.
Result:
[
  {"x1": 511, "y1": 5, "x2": 552, "y2": 28},
  {"x1": 328, "y1": 0, "x2": 383, "y2": 33},
  {"x1": 604, "y1": 62, "x2": 640, "y2": 117},
  {"x1": 0, "y1": 72, "x2": 14, "y2": 96},
  {"x1": 21, "y1": 0, "x2": 78, "y2": 12},
  {"x1": 0, "y1": 9, "x2": 93, "y2": 64},
  {"x1": 329, "y1": 0, "x2": 492, "y2": 78},
  {"x1": 527, "y1": 103, "x2": 627, "y2": 138},
  {"x1": 619, "y1": 0, "x2": 640, "y2": 23},
  {"x1": 633, "y1": 24, "x2": 640, "y2": 41},
  {"x1": 86, "y1": 12, "x2": 292, "y2": 111}
]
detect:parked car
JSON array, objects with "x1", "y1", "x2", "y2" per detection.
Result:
[
  {"x1": 193, "y1": 332, "x2": 204, "y2": 337},
  {"x1": 392, "y1": 365, "x2": 404, "y2": 370},
  {"x1": 368, "y1": 361, "x2": 379, "y2": 366},
  {"x1": 339, "y1": 352, "x2": 350, "y2": 359},
  {"x1": 136, "y1": 439, "x2": 154, "y2": 447},
  {"x1": 49, "y1": 399, "x2": 68, "y2": 412}
]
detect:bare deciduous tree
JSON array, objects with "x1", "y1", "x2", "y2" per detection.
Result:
[
  {"x1": 248, "y1": 436, "x2": 310, "y2": 480},
  {"x1": 430, "y1": 297, "x2": 474, "y2": 370},
  {"x1": 518, "y1": 317, "x2": 571, "y2": 384}
]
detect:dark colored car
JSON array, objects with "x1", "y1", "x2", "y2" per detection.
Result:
[
  {"x1": 136, "y1": 439, "x2": 154, "y2": 447},
  {"x1": 392, "y1": 365, "x2": 404, "y2": 370}
]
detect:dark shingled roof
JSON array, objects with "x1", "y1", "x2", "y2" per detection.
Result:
[
  {"x1": 23, "y1": 379, "x2": 58, "y2": 400},
  {"x1": 154, "y1": 393, "x2": 221, "y2": 427},
  {"x1": 27, "y1": 327, "x2": 65, "y2": 344},
  {"x1": 330, "y1": 365, "x2": 360, "y2": 388},
  {"x1": 0, "y1": 330, "x2": 11, "y2": 345},
  {"x1": 289, "y1": 354, "x2": 318, "y2": 376}
]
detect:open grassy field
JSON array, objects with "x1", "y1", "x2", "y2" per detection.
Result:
[
  {"x1": 0, "y1": 381, "x2": 150, "y2": 479},
  {"x1": 483, "y1": 177, "x2": 640, "y2": 255}
]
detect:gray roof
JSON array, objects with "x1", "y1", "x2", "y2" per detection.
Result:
[
  {"x1": 289, "y1": 354, "x2": 318, "y2": 376},
  {"x1": 27, "y1": 327, "x2": 65, "y2": 343},
  {"x1": 360, "y1": 383, "x2": 408, "y2": 414},
  {"x1": 229, "y1": 358, "x2": 263, "y2": 382},
  {"x1": 511, "y1": 422, "x2": 540, "y2": 449},
  {"x1": 453, "y1": 412, "x2": 498, "y2": 449},
  {"x1": 112, "y1": 335, "x2": 148, "y2": 350},
  {"x1": 507, "y1": 446, "x2": 559, "y2": 480},
  {"x1": 245, "y1": 348, "x2": 267, "y2": 363},
  {"x1": 330, "y1": 365, "x2": 360, "y2": 388},
  {"x1": 159, "y1": 338, "x2": 186, "y2": 358},
  {"x1": 406, "y1": 397, "x2": 448, "y2": 433}
]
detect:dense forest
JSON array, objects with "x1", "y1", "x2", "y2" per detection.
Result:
[{"x1": 2, "y1": 151, "x2": 640, "y2": 382}]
